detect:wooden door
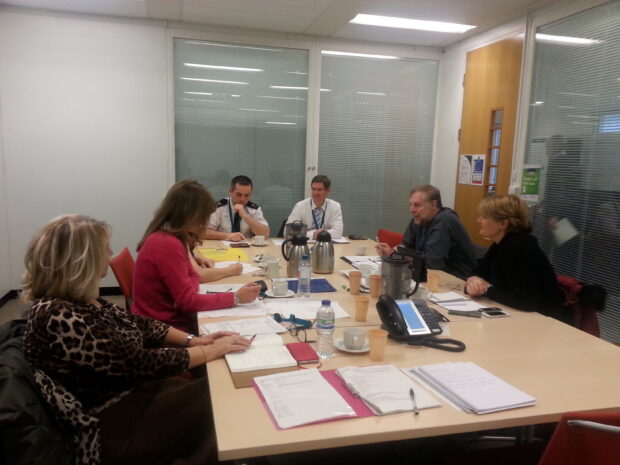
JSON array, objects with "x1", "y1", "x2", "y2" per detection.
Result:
[{"x1": 454, "y1": 37, "x2": 523, "y2": 246}]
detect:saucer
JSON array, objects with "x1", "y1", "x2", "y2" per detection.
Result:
[
  {"x1": 251, "y1": 240, "x2": 268, "y2": 247},
  {"x1": 265, "y1": 289, "x2": 295, "y2": 298},
  {"x1": 334, "y1": 338, "x2": 369, "y2": 354}
]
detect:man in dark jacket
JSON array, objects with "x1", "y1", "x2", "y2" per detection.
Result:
[{"x1": 377, "y1": 185, "x2": 477, "y2": 280}]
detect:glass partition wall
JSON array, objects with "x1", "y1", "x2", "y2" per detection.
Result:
[
  {"x1": 174, "y1": 39, "x2": 309, "y2": 231},
  {"x1": 524, "y1": 1, "x2": 620, "y2": 342},
  {"x1": 174, "y1": 39, "x2": 437, "y2": 238}
]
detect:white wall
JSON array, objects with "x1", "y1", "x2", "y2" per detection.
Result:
[
  {"x1": 0, "y1": 93, "x2": 10, "y2": 297},
  {"x1": 0, "y1": 9, "x2": 171, "y2": 288},
  {"x1": 431, "y1": 18, "x2": 526, "y2": 208}
]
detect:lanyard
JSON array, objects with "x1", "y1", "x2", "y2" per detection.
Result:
[{"x1": 310, "y1": 199, "x2": 326, "y2": 230}]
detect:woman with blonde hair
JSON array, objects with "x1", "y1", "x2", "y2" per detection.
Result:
[
  {"x1": 466, "y1": 195, "x2": 568, "y2": 323},
  {"x1": 23, "y1": 214, "x2": 250, "y2": 464},
  {"x1": 132, "y1": 179, "x2": 260, "y2": 332}
]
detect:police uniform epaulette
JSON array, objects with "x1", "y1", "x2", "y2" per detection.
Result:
[
  {"x1": 246, "y1": 201, "x2": 259, "y2": 209},
  {"x1": 216, "y1": 198, "x2": 228, "y2": 207}
]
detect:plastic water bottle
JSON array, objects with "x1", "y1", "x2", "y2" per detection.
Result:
[
  {"x1": 297, "y1": 254, "x2": 311, "y2": 298},
  {"x1": 316, "y1": 299, "x2": 335, "y2": 359}
]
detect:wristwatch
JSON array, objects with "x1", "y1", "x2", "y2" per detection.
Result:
[
  {"x1": 185, "y1": 334, "x2": 195, "y2": 347},
  {"x1": 233, "y1": 293, "x2": 240, "y2": 306}
]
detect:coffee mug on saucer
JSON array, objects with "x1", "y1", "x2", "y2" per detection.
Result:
[
  {"x1": 253, "y1": 235, "x2": 266, "y2": 245},
  {"x1": 343, "y1": 327, "x2": 366, "y2": 350},
  {"x1": 272, "y1": 279, "x2": 289, "y2": 296}
]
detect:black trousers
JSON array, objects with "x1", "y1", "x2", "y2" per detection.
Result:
[{"x1": 98, "y1": 377, "x2": 216, "y2": 465}]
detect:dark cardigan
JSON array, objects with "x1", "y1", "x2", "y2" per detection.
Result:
[{"x1": 471, "y1": 232, "x2": 570, "y2": 323}]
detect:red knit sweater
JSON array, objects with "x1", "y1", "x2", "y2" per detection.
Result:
[{"x1": 131, "y1": 231, "x2": 234, "y2": 331}]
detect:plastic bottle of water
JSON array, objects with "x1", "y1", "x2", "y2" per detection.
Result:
[
  {"x1": 315, "y1": 299, "x2": 335, "y2": 359},
  {"x1": 297, "y1": 254, "x2": 311, "y2": 298}
]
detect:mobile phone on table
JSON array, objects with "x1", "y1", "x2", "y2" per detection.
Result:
[
  {"x1": 480, "y1": 307, "x2": 510, "y2": 318},
  {"x1": 230, "y1": 242, "x2": 250, "y2": 248}
]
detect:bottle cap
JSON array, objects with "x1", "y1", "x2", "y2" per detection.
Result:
[
  {"x1": 321, "y1": 299, "x2": 331, "y2": 306},
  {"x1": 302, "y1": 255, "x2": 309, "y2": 260}
]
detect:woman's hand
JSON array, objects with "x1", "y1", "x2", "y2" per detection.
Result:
[
  {"x1": 466, "y1": 276, "x2": 490, "y2": 297},
  {"x1": 189, "y1": 331, "x2": 239, "y2": 346},
  {"x1": 235, "y1": 282, "x2": 261, "y2": 304},
  {"x1": 207, "y1": 335, "x2": 252, "y2": 360},
  {"x1": 193, "y1": 253, "x2": 213, "y2": 268},
  {"x1": 226, "y1": 263, "x2": 243, "y2": 276}
]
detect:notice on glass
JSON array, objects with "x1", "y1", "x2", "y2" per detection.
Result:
[{"x1": 521, "y1": 165, "x2": 542, "y2": 202}]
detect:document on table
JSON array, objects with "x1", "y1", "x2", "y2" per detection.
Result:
[
  {"x1": 196, "y1": 248, "x2": 249, "y2": 262},
  {"x1": 438, "y1": 300, "x2": 487, "y2": 312},
  {"x1": 213, "y1": 261, "x2": 260, "y2": 274},
  {"x1": 200, "y1": 317, "x2": 287, "y2": 335},
  {"x1": 341, "y1": 255, "x2": 381, "y2": 267},
  {"x1": 199, "y1": 283, "x2": 244, "y2": 294},
  {"x1": 225, "y1": 334, "x2": 296, "y2": 373},
  {"x1": 197, "y1": 300, "x2": 269, "y2": 318},
  {"x1": 254, "y1": 368, "x2": 356, "y2": 429},
  {"x1": 408, "y1": 362, "x2": 536, "y2": 414},
  {"x1": 263, "y1": 299, "x2": 350, "y2": 319},
  {"x1": 428, "y1": 291, "x2": 469, "y2": 303},
  {"x1": 270, "y1": 239, "x2": 285, "y2": 246},
  {"x1": 337, "y1": 364, "x2": 440, "y2": 415}
]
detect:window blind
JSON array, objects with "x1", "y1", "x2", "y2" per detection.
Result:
[
  {"x1": 174, "y1": 39, "x2": 308, "y2": 231},
  {"x1": 318, "y1": 55, "x2": 438, "y2": 237},
  {"x1": 524, "y1": 1, "x2": 620, "y2": 342}
]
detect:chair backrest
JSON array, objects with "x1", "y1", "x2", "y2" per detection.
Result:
[
  {"x1": 538, "y1": 411, "x2": 620, "y2": 465},
  {"x1": 556, "y1": 274, "x2": 606, "y2": 337},
  {"x1": 377, "y1": 228, "x2": 404, "y2": 249},
  {"x1": 109, "y1": 247, "x2": 134, "y2": 308}
]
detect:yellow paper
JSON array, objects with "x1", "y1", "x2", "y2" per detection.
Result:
[{"x1": 196, "y1": 248, "x2": 249, "y2": 262}]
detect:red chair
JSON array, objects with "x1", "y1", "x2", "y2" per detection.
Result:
[
  {"x1": 109, "y1": 247, "x2": 134, "y2": 309},
  {"x1": 556, "y1": 275, "x2": 606, "y2": 337},
  {"x1": 377, "y1": 228, "x2": 404, "y2": 249},
  {"x1": 538, "y1": 411, "x2": 620, "y2": 465}
]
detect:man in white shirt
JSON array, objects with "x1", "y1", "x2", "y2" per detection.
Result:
[
  {"x1": 205, "y1": 175, "x2": 270, "y2": 241},
  {"x1": 286, "y1": 175, "x2": 343, "y2": 239}
]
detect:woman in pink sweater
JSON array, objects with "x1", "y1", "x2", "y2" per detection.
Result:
[{"x1": 132, "y1": 180, "x2": 260, "y2": 332}]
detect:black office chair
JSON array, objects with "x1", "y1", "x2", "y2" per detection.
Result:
[{"x1": 277, "y1": 219, "x2": 287, "y2": 238}]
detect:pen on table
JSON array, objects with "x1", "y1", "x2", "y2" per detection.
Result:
[
  {"x1": 249, "y1": 334, "x2": 256, "y2": 343},
  {"x1": 410, "y1": 387, "x2": 420, "y2": 416},
  {"x1": 237, "y1": 255, "x2": 241, "y2": 263}
]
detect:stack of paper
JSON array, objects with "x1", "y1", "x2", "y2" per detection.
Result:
[
  {"x1": 200, "y1": 317, "x2": 287, "y2": 336},
  {"x1": 428, "y1": 292, "x2": 486, "y2": 313},
  {"x1": 409, "y1": 362, "x2": 536, "y2": 414},
  {"x1": 224, "y1": 334, "x2": 296, "y2": 373},
  {"x1": 336, "y1": 365, "x2": 440, "y2": 415},
  {"x1": 255, "y1": 369, "x2": 357, "y2": 429}
]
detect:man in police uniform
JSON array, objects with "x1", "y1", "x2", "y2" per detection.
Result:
[{"x1": 205, "y1": 175, "x2": 270, "y2": 241}]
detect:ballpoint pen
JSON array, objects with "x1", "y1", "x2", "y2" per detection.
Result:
[
  {"x1": 410, "y1": 387, "x2": 420, "y2": 416},
  {"x1": 249, "y1": 334, "x2": 256, "y2": 343},
  {"x1": 238, "y1": 255, "x2": 241, "y2": 263}
]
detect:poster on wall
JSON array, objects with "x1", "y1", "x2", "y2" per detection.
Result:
[
  {"x1": 458, "y1": 154, "x2": 486, "y2": 185},
  {"x1": 521, "y1": 164, "x2": 542, "y2": 202},
  {"x1": 471, "y1": 155, "x2": 485, "y2": 185}
]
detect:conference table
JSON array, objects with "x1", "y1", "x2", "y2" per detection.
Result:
[{"x1": 197, "y1": 239, "x2": 620, "y2": 462}]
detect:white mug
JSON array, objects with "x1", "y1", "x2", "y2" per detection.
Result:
[
  {"x1": 254, "y1": 235, "x2": 265, "y2": 245},
  {"x1": 355, "y1": 245, "x2": 367, "y2": 256},
  {"x1": 266, "y1": 260, "x2": 280, "y2": 279},
  {"x1": 357, "y1": 263, "x2": 374, "y2": 278},
  {"x1": 272, "y1": 279, "x2": 288, "y2": 296},
  {"x1": 343, "y1": 327, "x2": 366, "y2": 350}
]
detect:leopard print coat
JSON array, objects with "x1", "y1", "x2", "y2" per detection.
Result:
[{"x1": 24, "y1": 297, "x2": 190, "y2": 465}]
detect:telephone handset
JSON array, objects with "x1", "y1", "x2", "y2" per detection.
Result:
[{"x1": 376, "y1": 295, "x2": 466, "y2": 352}]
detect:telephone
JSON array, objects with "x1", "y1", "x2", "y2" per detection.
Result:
[{"x1": 376, "y1": 295, "x2": 466, "y2": 352}]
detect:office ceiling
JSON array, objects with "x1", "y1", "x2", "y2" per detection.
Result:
[{"x1": 1, "y1": 0, "x2": 565, "y2": 48}]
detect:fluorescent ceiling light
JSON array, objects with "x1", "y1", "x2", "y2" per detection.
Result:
[
  {"x1": 531, "y1": 101, "x2": 544, "y2": 105},
  {"x1": 266, "y1": 121, "x2": 296, "y2": 125},
  {"x1": 559, "y1": 91, "x2": 595, "y2": 97},
  {"x1": 184, "y1": 63, "x2": 263, "y2": 72},
  {"x1": 320, "y1": 88, "x2": 331, "y2": 92},
  {"x1": 350, "y1": 13, "x2": 475, "y2": 33},
  {"x1": 536, "y1": 33, "x2": 600, "y2": 45},
  {"x1": 286, "y1": 71, "x2": 308, "y2": 75},
  {"x1": 566, "y1": 114, "x2": 597, "y2": 119},
  {"x1": 184, "y1": 91, "x2": 213, "y2": 96},
  {"x1": 181, "y1": 77, "x2": 248, "y2": 85},
  {"x1": 257, "y1": 95, "x2": 307, "y2": 101},
  {"x1": 186, "y1": 41, "x2": 282, "y2": 52},
  {"x1": 270, "y1": 86, "x2": 308, "y2": 90},
  {"x1": 357, "y1": 91, "x2": 386, "y2": 96},
  {"x1": 181, "y1": 98, "x2": 225, "y2": 103},
  {"x1": 240, "y1": 108, "x2": 279, "y2": 112},
  {"x1": 230, "y1": 94, "x2": 241, "y2": 97},
  {"x1": 322, "y1": 50, "x2": 398, "y2": 60}
]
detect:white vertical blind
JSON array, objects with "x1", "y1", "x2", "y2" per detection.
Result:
[
  {"x1": 524, "y1": 1, "x2": 620, "y2": 342},
  {"x1": 318, "y1": 55, "x2": 438, "y2": 237},
  {"x1": 174, "y1": 39, "x2": 309, "y2": 230}
]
